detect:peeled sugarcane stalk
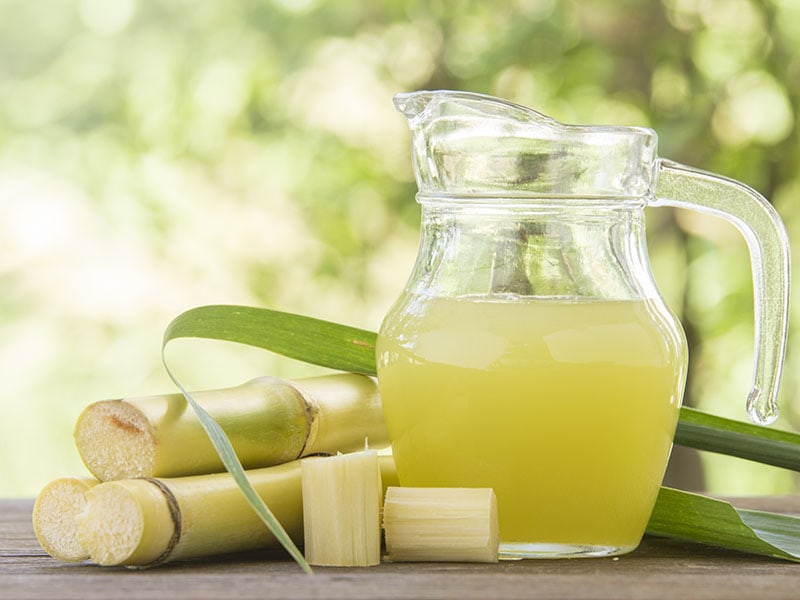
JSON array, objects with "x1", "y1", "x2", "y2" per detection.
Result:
[
  {"x1": 382, "y1": 487, "x2": 499, "y2": 563},
  {"x1": 32, "y1": 476, "x2": 99, "y2": 562},
  {"x1": 73, "y1": 373, "x2": 388, "y2": 481},
  {"x1": 70, "y1": 455, "x2": 399, "y2": 568},
  {"x1": 301, "y1": 449, "x2": 383, "y2": 567}
]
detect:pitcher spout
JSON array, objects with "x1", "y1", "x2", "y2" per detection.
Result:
[
  {"x1": 393, "y1": 90, "x2": 658, "y2": 200},
  {"x1": 393, "y1": 91, "x2": 436, "y2": 121}
]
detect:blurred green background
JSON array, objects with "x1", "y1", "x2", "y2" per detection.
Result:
[{"x1": 2, "y1": 0, "x2": 800, "y2": 497}]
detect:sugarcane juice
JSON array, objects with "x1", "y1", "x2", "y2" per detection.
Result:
[{"x1": 377, "y1": 295, "x2": 686, "y2": 555}]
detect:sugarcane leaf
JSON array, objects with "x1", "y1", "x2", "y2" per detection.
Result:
[
  {"x1": 675, "y1": 406, "x2": 800, "y2": 471},
  {"x1": 164, "y1": 304, "x2": 377, "y2": 375},
  {"x1": 162, "y1": 306, "x2": 319, "y2": 574},
  {"x1": 739, "y1": 508, "x2": 800, "y2": 551},
  {"x1": 647, "y1": 487, "x2": 800, "y2": 562},
  {"x1": 162, "y1": 357, "x2": 313, "y2": 574}
]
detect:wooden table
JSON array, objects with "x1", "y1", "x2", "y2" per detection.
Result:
[{"x1": 3, "y1": 497, "x2": 800, "y2": 599}]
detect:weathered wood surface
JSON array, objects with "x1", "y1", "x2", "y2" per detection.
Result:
[{"x1": 3, "y1": 497, "x2": 800, "y2": 600}]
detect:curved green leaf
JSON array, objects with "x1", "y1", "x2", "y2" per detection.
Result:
[
  {"x1": 162, "y1": 306, "x2": 328, "y2": 574},
  {"x1": 162, "y1": 354, "x2": 312, "y2": 574},
  {"x1": 164, "y1": 304, "x2": 377, "y2": 375}
]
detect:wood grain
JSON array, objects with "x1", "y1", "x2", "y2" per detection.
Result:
[{"x1": 3, "y1": 497, "x2": 800, "y2": 599}]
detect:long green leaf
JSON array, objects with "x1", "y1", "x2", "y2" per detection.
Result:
[
  {"x1": 165, "y1": 304, "x2": 377, "y2": 374},
  {"x1": 162, "y1": 303, "x2": 800, "y2": 566},
  {"x1": 675, "y1": 406, "x2": 800, "y2": 471},
  {"x1": 162, "y1": 356, "x2": 312, "y2": 574},
  {"x1": 162, "y1": 307, "x2": 324, "y2": 574},
  {"x1": 648, "y1": 487, "x2": 800, "y2": 562}
]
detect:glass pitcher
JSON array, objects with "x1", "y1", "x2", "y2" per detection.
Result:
[{"x1": 376, "y1": 90, "x2": 790, "y2": 559}]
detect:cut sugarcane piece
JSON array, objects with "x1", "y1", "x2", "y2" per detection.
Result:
[
  {"x1": 383, "y1": 487, "x2": 499, "y2": 563},
  {"x1": 76, "y1": 478, "x2": 176, "y2": 566},
  {"x1": 73, "y1": 373, "x2": 388, "y2": 481},
  {"x1": 32, "y1": 476, "x2": 99, "y2": 562},
  {"x1": 62, "y1": 456, "x2": 398, "y2": 568},
  {"x1": 301, "y1": 449, "x2": 383, "y2": 567}
]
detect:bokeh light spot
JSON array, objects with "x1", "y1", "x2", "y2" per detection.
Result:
[{"x1": 79, "y1": 0, "x2": 136, "y2": 36}]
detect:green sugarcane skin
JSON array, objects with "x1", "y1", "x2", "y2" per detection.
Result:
[
  {"x1": 77, "y1": 479, "x2": 176, "y2": 566},
  {"x1": 162, "y1": 461, "x2": 305, "y2": 565},
  {"x1": 294, "y1": 374, "x2": 387, "y2": 456},
  {"x1": 79, "y1": 456, "x2": 398, "y2": 567},
  {"x1": 147, "y1": 377, "x2": 310, "y2": 477},
  {"x1": 74, "y1": 373, "x2": 389, "y2": 480}
]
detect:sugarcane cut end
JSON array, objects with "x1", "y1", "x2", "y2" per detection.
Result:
[
  {"x1": 76, "y1": 479, "x2": 176, "y2": 567},
  {"x1": 74, "y1": 400, "x2": 157, "y2": 481},
  {"x1": 32, "y1": 477, "x2": 97, "y2": 562}
]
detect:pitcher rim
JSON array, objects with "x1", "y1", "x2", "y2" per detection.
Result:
[{"x1": 394, "y1": 89, "x2": 658, "y2": 141}]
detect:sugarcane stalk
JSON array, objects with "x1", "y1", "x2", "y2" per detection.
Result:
[
  {"x1": 32, "y1": 476, "x2": 99, "y2": 562},
  {"x1": 383, "y1": 487, "x2": 499, "y2": 563},
  {"x1": 301, "y1": 449, "x2": 383, "y2": 566},
  {"x1": 70, "y1": 455, "x2": 398, "y2": 567},
  {"x1": 73, "y1": 373, "x2": 388, "y2": 481}
]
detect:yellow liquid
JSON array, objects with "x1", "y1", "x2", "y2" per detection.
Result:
[{"x1": 377, "y1": 295, "x2": 686, "y2": 557}]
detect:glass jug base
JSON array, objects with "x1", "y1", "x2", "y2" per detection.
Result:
[{"x1": 499, "y1": 542, "x2": 638, "y2": 560}]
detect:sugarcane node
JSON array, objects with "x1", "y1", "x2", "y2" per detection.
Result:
[
  {"x1": 130, "y1": 477, "x2": 182, "y2": 569},
  {"x1": 294, "y1": 385, "x2": 319, "y2": 459}
]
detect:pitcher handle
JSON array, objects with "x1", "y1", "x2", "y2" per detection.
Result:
[{"x1": 653, "y1": 159, "x2": 790, "y2": 425}]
